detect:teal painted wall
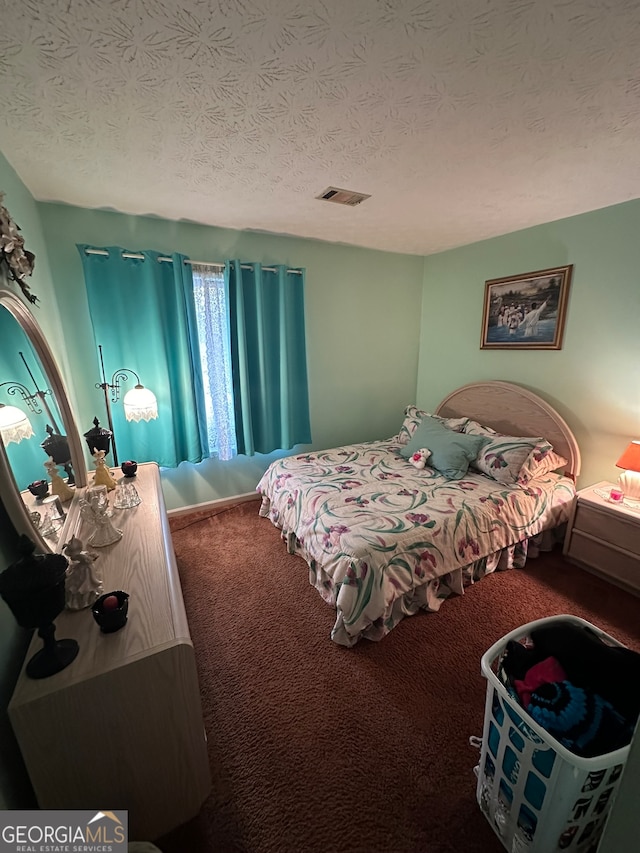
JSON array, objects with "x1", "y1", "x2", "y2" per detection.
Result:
[
  {"x1": 36, "y1": 202, "x2": 425, "y2": 510},
  {"x1": 417, "y1": 200, "x2": 640, "y2": 488},
  {"x1": 0, "y1": 153, "x2": 68, "y2": 374}
]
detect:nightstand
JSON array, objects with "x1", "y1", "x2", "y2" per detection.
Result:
[{"x1": 563, "y1": 481, "x2": 640, "y2": 595}]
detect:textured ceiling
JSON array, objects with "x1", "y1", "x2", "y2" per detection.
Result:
[{"x1": 1, "y1": 0, "x2": 640, "y2": 255}]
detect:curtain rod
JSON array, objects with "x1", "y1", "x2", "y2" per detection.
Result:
[{"x1": 83, "y1": 248, "x2": 302, "y2": 274}]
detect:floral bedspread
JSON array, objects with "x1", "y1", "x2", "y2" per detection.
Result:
[{"x1": 257, "y1": 439, "x2": 575, "y2": 646}]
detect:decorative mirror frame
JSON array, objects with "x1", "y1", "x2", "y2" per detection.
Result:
[{"x1": 0, "y1": 288, "x2": 87, "y2": 552}]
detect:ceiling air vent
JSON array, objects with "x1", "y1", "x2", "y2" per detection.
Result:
[{"x1": 316, "y1": 186, "x2": 371, "y2": 206}]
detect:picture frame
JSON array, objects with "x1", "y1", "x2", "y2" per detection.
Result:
[{"x1": 480, "y1": 264, "x2": 573, "y2": 350}]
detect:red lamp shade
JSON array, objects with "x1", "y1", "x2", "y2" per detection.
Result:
[
  {"x1": 616, "y1": 440, "x2": 640, "y2": 500},
  {"x1": 616, "y1": 441, "x2": 640, "y2": 473}
]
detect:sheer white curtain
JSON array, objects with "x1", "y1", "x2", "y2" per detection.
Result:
[{"x1": 191, "y1": 264, "x2": 237, "y2": 460}]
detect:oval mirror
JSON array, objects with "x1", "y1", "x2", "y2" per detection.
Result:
[{"x1": 0, "y1": 289, "x2": 87, "y2": 552}]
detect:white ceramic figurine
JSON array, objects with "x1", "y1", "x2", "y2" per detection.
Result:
[
  {"x1": 63, "y1": 535, "x2": 104, "y2": 610},
  {"x1": 79, "y1": 489, "x2": 123, "y2": 548}
]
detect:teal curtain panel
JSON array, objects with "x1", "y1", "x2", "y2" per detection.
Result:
[
  {"x1": 226, "y1": 261, "x2": 311, "y2": 456},
  {"x1": 78, "y1": 247, "x2": 208, "y2": 468}
]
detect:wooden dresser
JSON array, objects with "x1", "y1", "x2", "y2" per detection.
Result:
[
  {"x1": 8, "y1": 462, "x2": 211, "y2": 841},
  {"x1": 563, "y1": 481, "x2": 640, "y2": 596}
]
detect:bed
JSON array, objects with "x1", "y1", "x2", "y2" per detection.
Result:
[{"x1": 257, "y1": 381, "x2": 581, "y2": 646}]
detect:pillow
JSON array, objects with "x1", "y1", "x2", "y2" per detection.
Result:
[
  {"x1": 518, "y1": 448, "x2": 568, "y2": 486},
  {"x1": 464, "y1": 419, "x2": 497, "y2": 437},
  {"x1": 400, "y1": 416, "x2": 490, "y2": 480},
  {"x1": 471, "y1": 432, "x2": 550, "y2": 484},
  {"x1": 463, "y1": 419, "x2": 560, "y2": 486},
  {"x1": 396, "y1": 405, "x2": 468, "y2": 445}
]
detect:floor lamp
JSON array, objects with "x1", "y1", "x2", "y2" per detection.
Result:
[
  {"x1": 0, "y1": 375, "x2": 45, "y2": 429},
  {"x1": 95, "y1": 345, "x2": 158, "y2": 467},
  {"x1": 0, "y1": 374, "x2": 75, "y2": 485},
  {"x1": 17, "y1": 350, "x2": 63, "y2": 434}
]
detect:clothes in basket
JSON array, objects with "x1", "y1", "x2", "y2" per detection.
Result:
[{"x1": 475, "y1": 615, "x2": 637, "y2": 853}]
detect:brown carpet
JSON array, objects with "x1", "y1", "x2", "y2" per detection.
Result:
[{"x1": 157, "y1": 500, "x2": 640, "y2": 853}]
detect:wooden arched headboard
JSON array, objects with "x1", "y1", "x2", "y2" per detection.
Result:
[{"x1": 435, "y1": 380, "x2": 581, "y2": 482}]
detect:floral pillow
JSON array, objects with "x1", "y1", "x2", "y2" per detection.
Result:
[
  {"x1": 464, "y1": 419, "x2": 551, "y2": 485},
  {"x1": 518, "y1": 448, "x2": 568, "y2": 486},
  {"x1": 396, "y1": 405, "x2": 468, "y2": 445},
  {"x1": 464, "y1": 420, "x2": 497, "y2": 438}
]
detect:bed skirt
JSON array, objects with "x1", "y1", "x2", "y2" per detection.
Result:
[{"x1": 260, "y1": 494, "x2": 566, "y2": 645}]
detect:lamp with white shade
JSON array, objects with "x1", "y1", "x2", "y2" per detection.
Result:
[
  {"x1": 615, "y1": 440, "x2": 640, "y2": 500},
  {"x1": 95, "y1": 345, "x2": 158, "y2": 466},
  {"x1": 0, "y1": 374, "x2": 47, "y2": 447},
  {"x1": 2, "y1": 354, "x2": 62, "y2": 423},
  {"x1": 1, "y1": 359, "x2": 75, "y2": 481},
  {"x1": 0, "y1": 402, "x2": 34, "y2": 446},
  {"x1": 123, "y1": 383, "x2": 158, "y2": 423}
]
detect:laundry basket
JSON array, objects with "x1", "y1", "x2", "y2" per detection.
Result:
[{"x1": 476, "y1": 615, "x2": 631, "y2": 853}]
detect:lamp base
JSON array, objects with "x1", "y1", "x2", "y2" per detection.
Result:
[{"x1": 618, "y1": 470, "x2": 640, "y2": 500}]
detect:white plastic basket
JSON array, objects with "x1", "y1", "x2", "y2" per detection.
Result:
[{"x1": 476, "y1": 614, "x2": 630, "y2": 853}]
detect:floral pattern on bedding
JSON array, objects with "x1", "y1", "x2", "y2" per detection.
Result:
[{"x1": 257, "y1": 439, "x2": 575, "y2": 646}]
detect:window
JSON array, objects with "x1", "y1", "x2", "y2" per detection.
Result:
[{"x1": 191, "y1": 265, "x2": 237, "y2": 460}]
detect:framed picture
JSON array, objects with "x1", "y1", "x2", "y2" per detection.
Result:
[{"x1": 480, "y1": 264, "x2": 573, "y2": 350}]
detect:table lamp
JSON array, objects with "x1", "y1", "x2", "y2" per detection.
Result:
[{"x1": 615, "y1": 440, "x2": 640, "y2": 500}]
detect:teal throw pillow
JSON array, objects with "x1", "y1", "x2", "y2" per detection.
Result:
[{"x1": 400, "y1": 416, "x2": 489, "y2": 480}]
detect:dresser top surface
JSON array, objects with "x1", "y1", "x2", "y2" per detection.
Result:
[{"x1": 9, "y1": 462, "x2": 190, "y2": 705}]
